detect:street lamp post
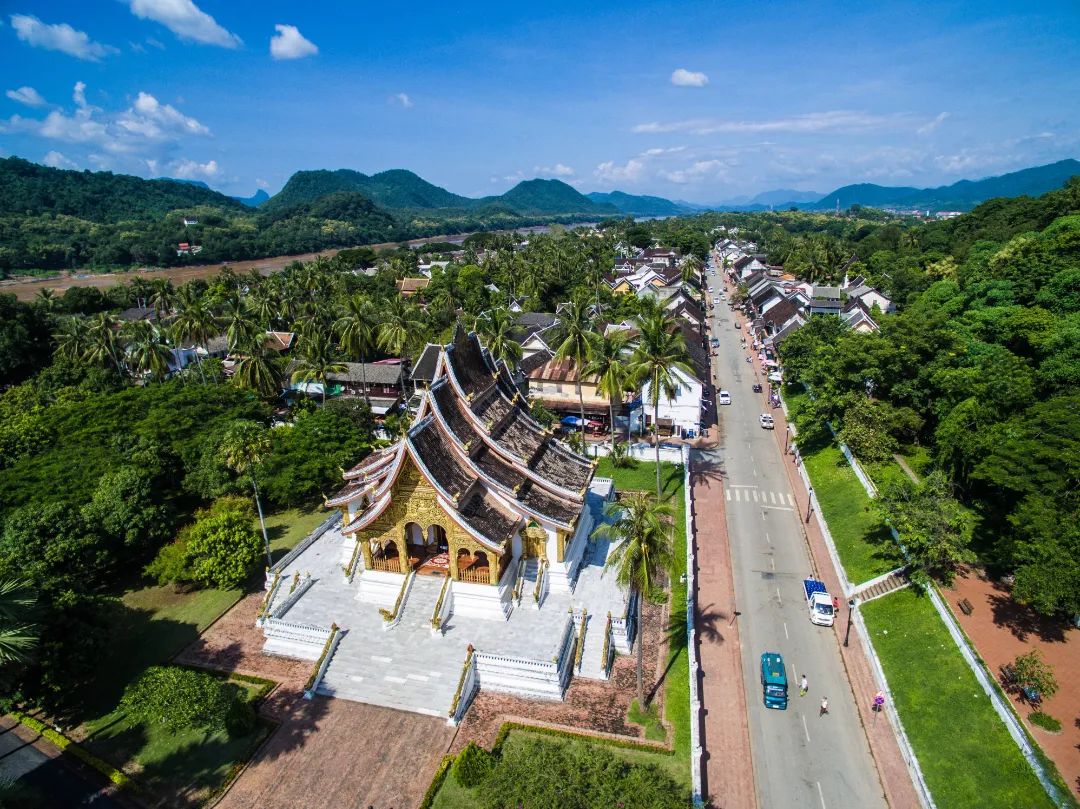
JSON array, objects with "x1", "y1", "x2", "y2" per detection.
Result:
[
  {"x1": 844, "y1": 597, "x2": 857, "y2": 647},
  {"x1": 784, "y1": 424, "x2": 791, "y2": 453},
  {"x1": 805, "y1": 487, "x2": 814, "y2": 524}
]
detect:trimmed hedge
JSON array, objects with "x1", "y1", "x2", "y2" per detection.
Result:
[
  {"x1": 418, "y1": 755, "x2": 455, "y2": 809},
  {"x1": 9, "y1": 711, "x2": 137, "y2": 790}
]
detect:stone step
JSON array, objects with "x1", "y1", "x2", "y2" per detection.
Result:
[
  {"x1": 578, "y1": 614, "x2": 610, "y2": 680},
  {"x1": 397, "y1": 575, "x2": 446, "y2": 627},
  {"x1": 855, "y1": 570, "x2": 910, "y2": 604}
]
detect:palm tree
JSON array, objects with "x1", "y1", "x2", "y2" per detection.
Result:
[
  {"x1": 220, "y1": 297, "x2": 259, "y2": 352},
  {"x1": 592, "y1": 493, "x2": 674, "y2": 706},
  {"x1": 232, "y1": 341, "x2": 282, "y2": 398},
  {"x1": 34, "y1": 287, "x2": 57, "y2": 313},
  {"x1": 583, "y1": 331, "x2": 629, "y2": 456},
  {"x1": 629, "y1": 312, "x2": 693, "y2": 498},
  {"x1": 86, "y1": 312, "x2": 124, "y2": 374},
  {"x1": 335, "y1": 294, "x2": 379, "y2": 407},
  {"x1": 148, "y1": 279, "x2": 177, "y2": 323},
  {"x1": 219, "y1": 421, "x2": 273, "y2": 568},
  {"x1": 122, "y1": 320, "x2": 174, "y2": 381},
  {"x1": 290, "y1": 332, "x2": 347, "y2": 406},
  {"x1": 129, "y1": 277, "x2": 153, "y2": 310},
  {"x1": 378, "y1": 298, "x2": 423, "y2": 397},
  {"x1": 52, "y1": 316, "x2": 92, "y2": 363},
  {"x1": 171, "y1": 292, "x2": 216, "y2": 383},
  {"x1": 0, "y1": 578, "x2": 36, "y2": 665},
  {"x1": 552, "y1": 299, "x2": 599, "y2": 444},
  {"x1": 475, "y1": 307, "x2": 523, "y2": 367}
]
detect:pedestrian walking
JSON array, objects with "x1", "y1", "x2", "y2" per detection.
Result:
[
  {"x1": 819, "y1": 697, "x2": 829, "y2": 716},
  {"x1": 799, "y1": 675, "x2": 808, "y2": 696}
]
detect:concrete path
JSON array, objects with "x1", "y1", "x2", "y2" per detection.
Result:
[{"x1": 703, "y1": 261, "x2": 891, "y2": 809}]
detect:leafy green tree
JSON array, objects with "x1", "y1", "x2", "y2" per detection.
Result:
[
  {"x1": 120, "y1": 665, "x2": 233, "y2": 732},
  {"x1": 629, "y1": 312, "x2": 692, "y2": 498},
  {"x1": 171, "y1": 291, "x2": 217, "y2": 383},
  {"x1": 592, "y1": 493, "x2": 674, "y2": 706},
  {"x1": 82, "y1": 465, "x2": 170, "y2": 549},
  {"x1": 452, "y1": 741, "x2": 494, "y2": 788},
  {"x1": 184, "y1": 497, "x2": 262, "y2": 589},
  {"x1": 52, "y1": 315, "x2": 92, "y2": 365},
  {"x1": 876, "y1": 472, "x2": 975, "y2": 583},
  {"x1": 144, "y1": 537, "x2": 193, "y2": 588},
  {"x1": 121, "y1": 320, "x2": 174, "y2": 380},
  {"x1": 1010, "y1": 649, "x2": 1058, "y2": 700},
  {"x1": 219, "y1": 421, "x2": 273, "y2": 567}
]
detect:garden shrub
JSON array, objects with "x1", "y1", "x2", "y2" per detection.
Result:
[
  {"x1": 225, "y1": 693, "x2": 258, "y2": 737},
  {"x1": 478, "y1": 735, "x2": 686, "y2": 809},
  {"x1": 120, "y1": 666, "x2": 232, "y2": 733},
  {"x1": 1028, "y1": 711, "x2": 1062, "y2": 733},
  {"x1": 452, "y1": 741, "x2": 493, "y2": 788}
]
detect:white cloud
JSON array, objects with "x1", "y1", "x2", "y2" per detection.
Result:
[
  {"x1": 117, "y1": 92, "x2": 210, "y2": 139},
  {"x1": 38, "y1": 109, "x2": 108, "y2": 145},
  {"x1": 6, "y1": 86, "x2": 46, "y2": 107},
  {"x1": 171, "y1": 157, "x2": 219, "y2": 179},
  {"x1": 392, "y1": 92, "x2": 414, "y2": 108},
  {"x1": 73, "y1": 81, "x2": 88, "y2": 109},
  {"x1": 594, "y1": 159, "x2": 645, "y2": 184},
  {"x1": 10, "y1": 14, "x2": 117, "y2": 61},
  {"x1": 42, "y1": 150, "x2": 78, "y2": 169},
  {"x1": 671, "y1": 68, "x2": 709, "y2": 87},
  {"x1": 659, "y1": 159, "x2": 731, "y2": 184},
  {"x1": 917, "y1": 111, "x2": 950, "y2": 135},
  {"x1": 270, "y1": 24, "x2": 318, "y2": 60},
  {"x1": 633, "y1": 110, "x2": 903, "y2": 135},
  {"x1": 534, "y1": 163, "x2": 575, "y2": 177},
  {"x1": 128, "y1": 0, "x2": 241, "y2": 48},
  {"x1": 643, "y1": 146, "x2": 687, "y2": 156}
]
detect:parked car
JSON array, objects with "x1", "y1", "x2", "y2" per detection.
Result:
[
  {"x1": 712, "y1": 297, "x2": 720, "y2": 305},
  {"x1": 718, "y1": 390, "x2": 731, "y2": 405},
  {"x1": 759, "y1": 413, "x2": 775, "y2": 429}
]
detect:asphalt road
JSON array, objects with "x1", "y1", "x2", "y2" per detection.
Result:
[{"x1": 700, "y1": 263, "x2": 886, "y2": 809}]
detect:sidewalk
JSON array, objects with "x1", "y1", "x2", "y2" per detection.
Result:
[
  {"x1": 691, "y1": 455, "x2": 757, "y2": 809},
  {"x1": 726, "y1": 276, "x2": 920, "y2": 809}
]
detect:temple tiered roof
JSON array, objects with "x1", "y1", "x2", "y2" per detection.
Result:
[{"x1": 333, "y1": 327, "x2": 595, "y2": 551}]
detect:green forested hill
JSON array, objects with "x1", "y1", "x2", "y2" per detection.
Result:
[
  {"x1": 812, "y1": 159, "x2": 1080, "y2": 212},
  {"x1": 587, "y1": 191, "x2": 687, "y2": 216},
  {"x1": 264, "y1": 168, "x2": 474, "y2": 211},
  {"x1": 0, "y1": 157, "x2": 247, "y2": 221},
  {"x1": 490, "y1": 179, "x2": 618, "y2": 215}
]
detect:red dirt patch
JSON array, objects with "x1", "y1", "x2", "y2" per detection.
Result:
[{"x1": 942, "y1": 567, "x2": 1080, "y2": 799}]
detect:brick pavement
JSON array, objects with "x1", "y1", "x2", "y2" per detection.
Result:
[{"x1": 691, "y1": 457, "x2": 757, "y2": 809}]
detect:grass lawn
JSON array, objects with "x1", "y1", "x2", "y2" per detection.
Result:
[
  {"x1": 861, "y1": 588, "x2": 1055, "y2": 809},
  {"x1": 429, "y1": 728, "x2": 688, "y2": 809},
  {"x1": 65, "y1": 506, "x2": 323, "y2": 802},
  {"x1": 80, "y1": 677, "x2": 273, "y2": 806},
  {"x1": 595, "y1": 457, "x2": 691, "y2": 767}
]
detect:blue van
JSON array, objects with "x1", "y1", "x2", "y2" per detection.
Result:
[{"x1": 760, "y1": 652, "x2": 788, "y2": 709}]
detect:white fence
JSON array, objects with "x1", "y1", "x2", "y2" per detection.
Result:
[
  {"x1": 683, "y1": 445, "x2": 704, "y2": 807},
  {"x1": 587, "y1": 441, "x2": 686, "y2": 464}
]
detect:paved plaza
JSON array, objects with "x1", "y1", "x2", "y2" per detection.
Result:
[{"x1": 264, "y1": 479, "x2": 629, "y2": 716}]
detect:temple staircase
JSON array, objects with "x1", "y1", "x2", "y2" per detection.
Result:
[
  {"x1": 576, "y1": 610, "x2": 611, "y2": 680},
  {"x1": 519, "y1": 558, "x2": 541, "y2": 608},
  {"x1": 316, "y1": 575, "x2": 463, "y2": 716}
]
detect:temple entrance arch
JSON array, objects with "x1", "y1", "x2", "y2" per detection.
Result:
[
  {"x1": 427, "y1": 524, "x2": 448, "y2": 550},
  {"x1": 522, "y1": 521, "x2": 548, "y2": 560}
]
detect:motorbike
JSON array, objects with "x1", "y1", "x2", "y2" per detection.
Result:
[
  {"x1": 745, "y1": 356, "x2": 751, "y2": 364},
  {"x1": 752, "y1": 383, "x2": 763, "y2": 393}
]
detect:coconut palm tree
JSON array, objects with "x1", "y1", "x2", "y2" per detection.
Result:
[
  {"x1": 475, "y1": 307, "x2": 523, "y2": 367},
  {"x1": 129, "y1": 277, "x2": 153, "y2": 310},
  {"x1": 52, "y1": 315, "x2": 92, "y2": 363},
  {"x1": 335, "y1": 294, "x2": 379, "y2": 406},
  {"x1": 171, "y1": 292, "x2": 216, "y2": 383},
  {"x1": 629, "y1": 312, "x2": 693, "y2": 499},
  {"x1": 86, "y1": 312, "x2": 124, "y2": 375},
  {"x1": 220, "y1": 297, "x2": 259, "y2": 352},
  {"x1": 219, "y1": 421, "x2": 273, "y2": 568},
  {"x1": 148, "y1": 279, "x2": 177, "y2": 323},
  {"x1": 122, "y1": 320, "x2": 174, "y2": 381},
  {"x1": 232, "y1": 341, "x2": 282, "y2": 398},
  {"x1": 592, "y1": 493, "x2": 674, "y2": 706},
  {"x1": 0, "y1": 578, "x2": 37, "y2": 665},
  {"x1": 290, "y1": 332, "x2": 347, "y2": 406},
  {"x1": 34, "y1": 287, "x2": 57, "y2": 313},
  {"x1": 378, "y1": 298, "x2": 423, "y2": 397},
  {"x1": 552, "y1": 299, "x2": 599, "y2": 443},
  {"x1": 583, "y1": 330, "x2": 629, "y2": 456}
]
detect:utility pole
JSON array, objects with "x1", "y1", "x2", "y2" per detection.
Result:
[{"x1": 844, "y1": 598, "x2": 857, "y2": 647}]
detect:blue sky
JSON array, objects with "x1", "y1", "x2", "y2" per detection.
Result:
[{"x1": 1, "y1": 0, "x2": 1078, "y2": 202}]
